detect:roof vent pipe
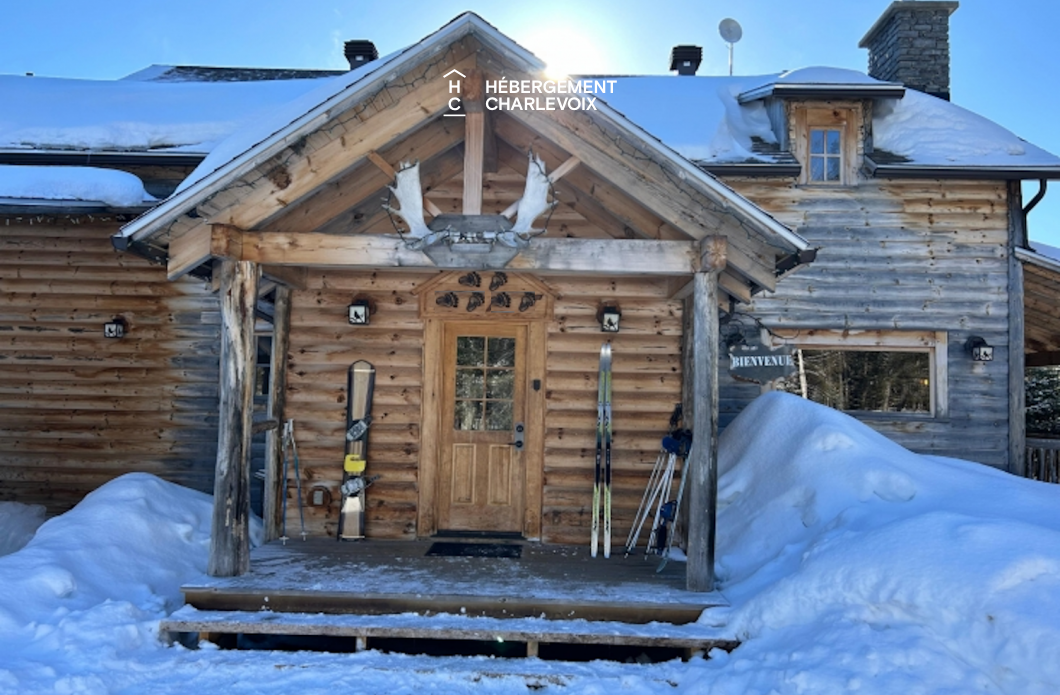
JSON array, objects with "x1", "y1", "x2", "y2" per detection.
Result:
[
  {"x1": 669, "y1": 45, "x2": 703, "y2": 76},
  {"x1": 344, "y1": 40, "x2": 379, "y2": 70}
]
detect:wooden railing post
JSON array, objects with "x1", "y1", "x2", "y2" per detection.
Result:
[
  {"x1": 208, "y1": 259, "x2": 260, "y2": 577},
  {"x1": 687, "y1": 270, "x2": 720, "y2": 592}
]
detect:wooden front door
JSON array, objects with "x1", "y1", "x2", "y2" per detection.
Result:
[{"x1": 438, "y1": 322, "x2": 527, "y2": 534}]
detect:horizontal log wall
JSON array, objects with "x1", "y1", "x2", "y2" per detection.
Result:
[
  {"x1": 0, "y1": 217, "x2": 221, "y2": 513},
  {"x1": 283, "y1": 271, "x2": 683, "y2": 544},
  {"x1": 721, "y1": 177, "x2": 1013, "y2": 468},
  {"x1": 541, "y1": 277, "x2": 684, "y2": 545},
  {"x1": 284, "y1": 271, "x2": 434, "y2": 540}
]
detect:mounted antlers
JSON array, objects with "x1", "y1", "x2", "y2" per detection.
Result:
[{"x1": 382, "y1": 162, "x2": 431, "y2": 239}]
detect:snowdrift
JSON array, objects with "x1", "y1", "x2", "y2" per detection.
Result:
[{"x1": 706, "y1": 392, "x2": 1060, "y2": 693}]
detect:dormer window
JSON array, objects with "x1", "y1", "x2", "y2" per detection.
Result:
[
  {"x1": 793, "y1": 105, "x2": 861, "y2": 187},
  {"x1": 809, "y1": 127, "x2": 842, "y2": 182}
]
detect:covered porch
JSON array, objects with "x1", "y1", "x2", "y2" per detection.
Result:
[{"x1": 117, "y1": 13, "x2": 812, "y2": 594}]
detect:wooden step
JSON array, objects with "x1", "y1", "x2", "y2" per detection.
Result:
[{"x1": 161, "y1": 607, "x2": 739, "y2": 660}]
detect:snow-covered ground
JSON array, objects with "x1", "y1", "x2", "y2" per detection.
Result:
[{"x1": 1, "y1": 393, "x2": 1058, "y2": 694}]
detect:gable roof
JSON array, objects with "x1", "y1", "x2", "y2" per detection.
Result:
[{"x1": 117, "y1": 12, "x2": 808, "y2": 257}]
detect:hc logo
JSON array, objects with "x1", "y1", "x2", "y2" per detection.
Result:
[{"x1": 444, "y1": 69, "x2": 466, "y2": 117}]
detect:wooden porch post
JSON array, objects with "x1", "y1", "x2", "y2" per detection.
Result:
[
  {"x1": 687, "y1": 270, "x2": 719, "y2": 592},
  {"x1": 1007, "y1": 180, "x2": 1027, "y2": 476},
  {"x1": 263, "y1": 285, "x2": 292, "y2": 541},
  {"x1": 208, "y1": 259, "x2": 260, "y2": 577}
]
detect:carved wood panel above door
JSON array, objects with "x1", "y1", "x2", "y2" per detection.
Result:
[{"x1": 416, "y1": 270, "x2": 554, "y2": 320}]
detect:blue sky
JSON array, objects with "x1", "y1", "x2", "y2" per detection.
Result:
[{"x1": 2, "y1": 0, "x2": 1059, "y2": 244}]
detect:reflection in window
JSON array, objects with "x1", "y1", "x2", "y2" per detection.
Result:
[
  {"x1": 454, "y1": 336, "x2": 515, "y2": 430},
  {"x1": 776, "y1": 349, "x2": 930, "y2": 413},
  {"x1": 809, "y1": 127, "x2": 842, "y2": 183}
]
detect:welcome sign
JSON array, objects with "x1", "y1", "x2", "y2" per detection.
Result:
[{"x1": 728, "y1": 341, "x2": 796, "y2": 384}]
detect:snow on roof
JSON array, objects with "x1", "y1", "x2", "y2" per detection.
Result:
[
  {"x1": 600, "y1": 74, "x2": 782, "y2": 165},
  {"x1": 873, "y1": 88, "x2": 1060, "y2": 169},
  {"x1": 0, "y1": 164, "x2": 155, "y2": 208},
  {"x1": 0, "y1": 73, "x2": 331, "y2": 155},
  {"x1": 602, "y1": 68, "x2": 1060, "y2": 171}
]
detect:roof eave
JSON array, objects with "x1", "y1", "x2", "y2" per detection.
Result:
[
  {"x1": 1016, "y1": 247, "x2": 1060, "y2": 274},
  {"x1": 698, "y1": 162, "x2": 802, "y2": 178},
  {"x1": 737, "y1": 83, "x2": 906, "y2": 104},
  {"x1": 0, "y1": 149, "x2": 207, "y2": 168},
  {"x1": 865, "y1": 156, "x2": 1060, "y2": 180},
  {"x1": 0, "y1": 198, "x2": 155, "y2": 215}
]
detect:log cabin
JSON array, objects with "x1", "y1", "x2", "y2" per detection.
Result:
[{"x1": 2, "y1": 2, "x2": 1060, "y2": 593}]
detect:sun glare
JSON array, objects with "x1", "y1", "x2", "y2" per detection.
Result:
[{"x1": 523, "y1": 25, "x2": 611, "y2": 79}]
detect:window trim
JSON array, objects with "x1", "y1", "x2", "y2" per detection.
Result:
[{"x1": 767, "y1": 329, "x2": 948, "y2": 418}]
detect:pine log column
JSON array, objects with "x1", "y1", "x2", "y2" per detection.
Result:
[
  {"x1": 208, "y1": 259, "x2": 261, "y2": 576},
  {"x1": 686, "y1": 239, "x2": 724, "y2": 592}
]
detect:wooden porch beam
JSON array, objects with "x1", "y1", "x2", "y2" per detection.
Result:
[
  {"x1": 208, "y1": 259, "x2": 260, "y2": 577},
  {"x1": 462, "y1": 70, "x2": 485, "y2": 215},
  {"x1": 686, "y1": 270, "x2": 719, "y2": 592},
  {"x1": 263, "y1": 285, "x2": 291, "y2": 542},
  {"x1": 234, "y1": 230, "x2": 698, "y2": 275}
]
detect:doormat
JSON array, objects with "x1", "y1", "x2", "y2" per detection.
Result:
[{"x1": 426, "y1": 542, "x2": 522, "y2": 559}]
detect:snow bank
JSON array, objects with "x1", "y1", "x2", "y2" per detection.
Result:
[
  {"x1": 0, "y1": 502, "x2": 45, "y2": 557},
  {"x1": 0, "y1": 474, "x2": 220, "y2": 631},
  {"x1": 702, "y1": 392, "x2": 1060, "y2": 694},
  {"x1": 0, "y1": 165, "x2": 154, "y2": 207}
]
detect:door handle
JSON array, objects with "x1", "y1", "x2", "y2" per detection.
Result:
[{"x1": 511, "y1": 422, "x2": 525, "y2": 450}]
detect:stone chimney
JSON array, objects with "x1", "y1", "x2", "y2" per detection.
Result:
[
  {"x1": 669, "y1": 45, "x2": 703, "y2": 76},
  {"x1": 344, "y1": 40, "x2": 379, "y2": 70},
  {"x1": 859, "y1": 1, "x2": 958, "y2": 100}
]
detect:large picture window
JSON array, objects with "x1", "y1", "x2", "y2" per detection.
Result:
[{"x1": 770, "y1": 330, "x2": 948, "y2": 417}]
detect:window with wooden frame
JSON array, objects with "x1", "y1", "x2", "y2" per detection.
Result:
[
  {"x1": 768, "y1": 330, "x2": 948, "y2": 418},
  {"x1": 793, "y1": 106, "x2": 860, "y2": 186}
]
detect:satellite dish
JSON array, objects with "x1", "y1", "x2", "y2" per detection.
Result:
[{"x1": 719, "y1": 18, "x2": 743, "y2": 44}]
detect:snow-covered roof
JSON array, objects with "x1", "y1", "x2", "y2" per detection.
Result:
[
  {"x1": 601, "y1": 68, "x2": 1060, "y2": 175},
  {"x1": 0, "y1": 73, "x2": 332, "y2": 156},
  {"x1": 1017, "y1": 240, "x2": 1060, "y2": 274},
  {"x1": 0, "y1": 164, "x2": 154, "y2": 209}
]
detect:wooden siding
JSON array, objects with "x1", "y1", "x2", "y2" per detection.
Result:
[
  {"x1": 282, "y1": 270, "x2": 684, "y2": 544},
  {"x1": 284, "y1": 270, "x2": 434, "y2": 540},
  {"x1": 719, "y1": 177, "x2": 1014, "y2": 468},
  {"x1": 542, "y1": 277, "x2": 684, "y2": 545},
  {"x1": 0, "y1": 217, "x2": 221, "y2": 513}
]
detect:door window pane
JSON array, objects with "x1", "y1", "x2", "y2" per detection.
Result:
[
  {"x1": 485, "y1": 401, "x2": 513, "y2": 430},
  {"x1": 455, "y1": 369, "x2": 484, "y2": 399},
  {"x1": 454, "y1": 400, "x2": 483, "y2": 430},
  {"x1": 487, "y1": 337, "x2": 516, "y2": 367},
  {"x1": 486, "y1": 369, "x2": 514, "y2": 399},
  {"x1": 456, "y1": 337, "x2": 485, "y2": 366}
]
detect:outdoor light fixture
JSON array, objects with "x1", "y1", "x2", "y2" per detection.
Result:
[
  {"x1": 347, "y1": 298, "x2": 371, "y2": 326},
  {"x1": 965, "y1": 336, "x2": 994, "y2": 362},
  {"x1": 103, "y1": 317, "x2": 126, "y2": 339},
  {"x1": 599, "y1": 304, "x2": 621, "y2": 333}
]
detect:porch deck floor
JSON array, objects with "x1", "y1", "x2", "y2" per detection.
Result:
[{"x1": 180, "y1": 539, "x2": 727, "y2": 624}]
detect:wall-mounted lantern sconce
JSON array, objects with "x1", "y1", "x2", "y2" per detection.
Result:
[
  {"x1": 103, "y1": 317, "x2": 127, "y2": 339},
  {"x1": 598, "y1": 304, "x2": 621, "y2": 333},
  {"x1": 347, "y1": 298, "x2": 371, "y2": 326},
  {"x1": 965, "y1": 336, "x2": 994, "y2": 362}
]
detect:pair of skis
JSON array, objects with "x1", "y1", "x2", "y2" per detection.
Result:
[{"x1": 591, "y1": 343, "x2": 613, "y2": 558}]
